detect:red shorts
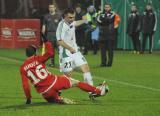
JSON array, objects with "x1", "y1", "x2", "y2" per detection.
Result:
[{"x1": 42, "y1": 75, "x2": 72, "y2": 103}]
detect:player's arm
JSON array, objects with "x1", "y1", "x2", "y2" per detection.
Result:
[
  {"x1": 39, "y1": 41, "x2": 54, "y2": 63},
  {"x1": 57, "y1": 40, "x2": 76, "y2": 54},
  {"x1": 41, "y1": 15, "x2": 47, "y2": 43},
  {"x1": 41, "y1": 25, "x2": 46, "y2": 35},
  {"x1": 20, "y1": 68, "x2": 31, "y2": 104},
  {"x1": 74, "y1": 15, "x2": 88, "y2": 27},
  {"x1": 97, "y1": 13, "x2": 104, "y2": 24},
  {"x1": 41, "y1": 15, "x2": 47, "y2": 35}
]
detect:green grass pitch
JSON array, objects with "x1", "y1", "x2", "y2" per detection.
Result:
[{"x1": 0, "y1": 48, "x2": 160, "y2": 116}]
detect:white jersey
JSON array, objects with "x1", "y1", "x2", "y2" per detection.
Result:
[{"x1": 56, "y1": 20, "x2": 79, "y2": 58}]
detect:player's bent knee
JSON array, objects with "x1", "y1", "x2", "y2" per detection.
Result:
[
  {"x1": 45, "y1": 97, "x2": 55, "y2": 103},
  {"x1": 80, "y1": 64, "x2": 90, "y2": 73},
  {"x1": 70, "y1": 78, "x2": 79, "y2": 86}
]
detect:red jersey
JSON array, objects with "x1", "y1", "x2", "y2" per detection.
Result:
[{"x1": 20, "y1": 42, "x2": 56, "y2": 99}]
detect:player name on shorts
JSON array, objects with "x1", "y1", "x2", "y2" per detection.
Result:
[{"x1": 24, "y1": 61, "x2": 39, "y2": 71}]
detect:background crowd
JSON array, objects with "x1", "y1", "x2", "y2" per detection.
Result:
[
  {"x1": 41, "y1": 1, "x2": 157, "y2": 68},
  {"x1": 0, "y1": 0, "x2": 159, "y2": 67}
]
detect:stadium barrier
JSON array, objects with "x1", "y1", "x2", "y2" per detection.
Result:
[{"x1": 0, "y1": 19, "x2": 40, "y2": 48}]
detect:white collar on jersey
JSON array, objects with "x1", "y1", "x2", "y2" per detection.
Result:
[{"x1": 63, "y1": 19, "x2": 74, "y2": 28}]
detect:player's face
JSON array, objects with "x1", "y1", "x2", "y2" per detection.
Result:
[
  {"x1": 76, "y1": 7, "x2": 81, "y2": 13},
  {"x1": 105, "y1": 5, "x2": 111, "y2": 12},
  {"x1": 65, "y1": 13, "x2": 75, "y2": 24},
  {"x1": 131, "y1": 6, "x2": 137, "y2": 12},
  {"x1": 49, "y1": 5, "x2": 56, "y2": 13},
  {"x1": 146, "y1": 5, "x2": 152, "y2": 10},
  {"x1": 89, "y1": 8, "x2": 94, "y2": 13}
]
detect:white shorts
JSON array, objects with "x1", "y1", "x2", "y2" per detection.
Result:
[{"x1": 59, "y1": 52, "x2": 87, "y2": 73}]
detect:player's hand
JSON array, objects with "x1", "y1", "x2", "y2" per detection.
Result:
[
  {"x1": 82, "y1": 15, "x2": 87, "y2": 20},
  {"x1": 69, "y1": 48, "x2": 76, "y2": 54},
  {"x1": 26, "y1": 98, "x2": 31, "y2": 104}
]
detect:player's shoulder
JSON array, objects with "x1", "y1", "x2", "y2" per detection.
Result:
[
  {"x1": 21, "y1": 56, "x2": 40, "y2": 69},
  {"x1": 22, "y1": 56, "x2": 37, "y2": 66},
  {"x1": 21, "y1": 59, "x2": 29, "y2": 69},
  {"x1": 59, "y1": 19, "x2": 65, "y2": 25},
  {"x1": 71, "y1": 21, "x2": 76, "y2": 26},
  {"x1": 58, "y1": 20, "x2": 67, "y2": 30}
]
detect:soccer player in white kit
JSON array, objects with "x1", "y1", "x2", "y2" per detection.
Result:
[{"x1": 56, "y1": 8, "x2": 93, "y2": 85}]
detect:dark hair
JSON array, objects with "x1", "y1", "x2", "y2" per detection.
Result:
[
  {"x1": 105, "y1": 2, "x2": 112, "y2": 7},
  {"x1": 26, "y1": 45, "x2": 37, "y2": 57},
  {"x1": 75, "y1": 3, "x2": 81, "y2": 8},
  {"x1": 63, "y1": 8, "x2": 75, "y2": 15},
  {"x1": 146, "y1": 3, "x2": 153, "y2": 10}
]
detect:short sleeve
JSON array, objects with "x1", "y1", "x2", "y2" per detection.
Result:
[{"x1": 56, "y1": 21, "x2": 64, "y2": 41}]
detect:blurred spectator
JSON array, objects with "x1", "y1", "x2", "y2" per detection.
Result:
[
  {"x1": 42, "y1": 3, "x2": 61, "y2": 67},
  {"x1": 75, "y1": 4, "x2": 86, "y2": 50},
  {"x1": 30, "y1": 8, "x2": 42, "y2": 19},
  {"x1": 15, "y1": 0, "x2": 34, "y2": 18},
  {"x1": 97, "y1": 3, "x2": 120, "y2": 67},
  {"x1": 90, "y1": 5, "x2": 102, "y2": 55},
  {"x1": 141, "y1": 3, "x2": 157, "y2": 54},
  {"x1": 91, "y1": 27, "x2": 99, "y2": 55},
  {"x1": 84, "y1": 5, "x2": 98, "y2": 55},
  {"x1": 127, "y1": 3, "x2": 141, "y2": 54}
]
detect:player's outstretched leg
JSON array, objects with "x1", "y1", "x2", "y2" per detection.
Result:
[
  {"x1": 70, "y1": 78, "x2": 109, "y2": 98},
  {"x1": 77, "y1": 81, "x2": 101, "y2": 95}
]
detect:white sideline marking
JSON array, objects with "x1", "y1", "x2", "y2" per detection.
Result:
[
  {"x1": 98, "y1": 77, "x2": 160, "y2": 92},
  {"x1": 0, "y1": 56, "x2": 22, "y2": 63},
  {"x1": 0, "y1": 56, "x2": 160, "y2": 92},
  {"x1": 74, "y1": 72, "x2": 160, "y2": 92}
]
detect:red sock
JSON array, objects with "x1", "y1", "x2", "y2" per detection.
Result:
[{"x1": 77, "y1": 82, "x2": 101, "y2": 94}]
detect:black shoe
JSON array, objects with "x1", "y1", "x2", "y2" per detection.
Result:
[
  {"x1": 93, "y1": 51, "x2": 97, "y2": 55},
  {"x1": 89, "y1": 81, "x2": 109, "y2": 100},
  {"x1": 100, "y1": 64, "x2": 107, "y2": 67},
  {"x1": 49, "y1": 64, "x2": 55, "y2": 67},
  {"x1": 107, "y1": 64, "x2": 112, "y2": 67}
]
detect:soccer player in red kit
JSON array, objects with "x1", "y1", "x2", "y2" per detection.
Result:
[{"x1": 20, "y1": 41, "x2": 108, "y2": 104}]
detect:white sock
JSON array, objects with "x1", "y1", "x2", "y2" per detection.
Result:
[{"x1": 83, "y1": 72, "x2": 93, "y2": 85}]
